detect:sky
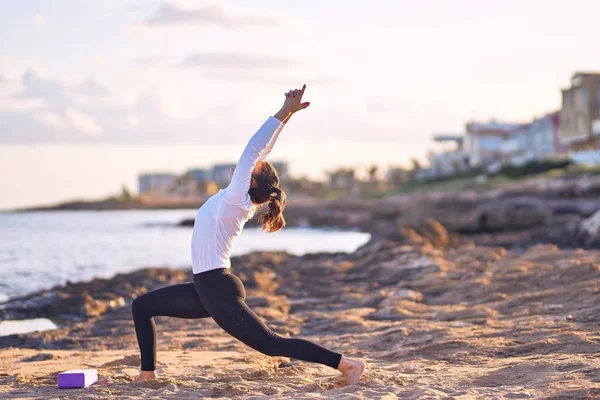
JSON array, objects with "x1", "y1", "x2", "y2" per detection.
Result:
[{"x1": 1, "y1": 0, "x2": 599, "y2": 209}]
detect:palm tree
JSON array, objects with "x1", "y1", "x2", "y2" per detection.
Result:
[
  {"x1": 368, "y1": 164, "x2": 378, "y2": 183},
  {"x1": 410, "y1": 158, "x2": 421, "y2": 180}
]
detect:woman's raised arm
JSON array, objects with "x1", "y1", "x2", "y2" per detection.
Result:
[
  {"x1": 224, "y1": 86, "x2": 310, "y2": 205},
  {"x1": 260, "y1": 85, "x2": 310, "y2": 161}
]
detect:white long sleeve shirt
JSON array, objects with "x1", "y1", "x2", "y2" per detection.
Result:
[{"x1": 191, "y1": 116, "x2": 285, "y2": 274}]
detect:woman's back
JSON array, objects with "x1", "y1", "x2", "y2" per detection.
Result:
[{"x1": 191, "y1": 189, "x2": 256, "y2": 274}]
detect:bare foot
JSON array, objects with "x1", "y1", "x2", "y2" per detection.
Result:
[
  {"x1": 132, "y1": 370, "x2": 157, "y2": 382},
  {"x1": 337, "y1": 356, "x2": 366, "y2": 385}
]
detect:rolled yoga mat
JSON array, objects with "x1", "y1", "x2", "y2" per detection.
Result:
[{"x1": 57, "y1": 369, "x2": 98, "y2": 388}]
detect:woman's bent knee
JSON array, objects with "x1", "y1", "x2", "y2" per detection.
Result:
[{"x1": 131, "y1": 296, "x2": 145, "y2": 315}]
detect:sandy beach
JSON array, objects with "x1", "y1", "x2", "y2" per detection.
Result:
[{"x1": 2, "y1": 182, "x2": 600, "y2": 399}]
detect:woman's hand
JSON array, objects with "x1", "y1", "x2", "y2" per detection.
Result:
[
  {"x1": 283, "y1": 85, "x2": 310, "y2": 113},
  {"x1": 275, "y1": 85, "x2": 310, "y2": 123}
]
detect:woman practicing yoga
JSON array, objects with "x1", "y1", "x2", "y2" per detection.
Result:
[{"x1": 131, "y1": 85, "x2": 366, "y2": 385}]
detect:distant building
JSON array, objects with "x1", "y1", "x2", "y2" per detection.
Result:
[
  {"x1": 512, "y1": 112, "x2": 560, "y2": 160},
  {"x1": 212, "y1": 163, "x2": 236, "y2": 188},
  {"x1": 558, "y1": 72, "x2": 600, "y2": 151},
  {"x1": 464, "y1": 121, "x2": 523, "y2": 166},
  {"x1": 328, "y1": 168, "x2": 355, "y2": 190},
  {"x1": 432, "y1": 134, "x2": 465, "y2": 150},
  {"x1": 428, "y1": 134, "x2": 469, "y2": 177},
  {"x1": 187, "y1": 168, "x2": 212, "y2": 182},
  {"x1": 463, "y1": 113, "x2": 560, "y2": 169},
  {"x1": 500, "y1": 123, "x2": 533, "y2": 167},
  {"x1": 139, "y1": 173, "x2": 178, "y2": 195}
]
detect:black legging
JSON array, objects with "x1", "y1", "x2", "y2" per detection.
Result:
[{"x1": 132, "y1": 268, "x2": 342, "y2": 371}]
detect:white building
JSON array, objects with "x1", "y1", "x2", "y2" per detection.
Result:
[
  {"x1": 465, "y1": 113, "x2": 559, "y2": 170},
  {"x1": 465, "y1": 121, "x2": 523, "y2": 167},
  {"x1": 508, "y1": 112, "x2": 559, "y2": 164}
]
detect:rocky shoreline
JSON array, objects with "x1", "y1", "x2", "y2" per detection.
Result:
[
  {"x1": 2, "y1": 176, "x2": 600, "y2": 398},
  {"x1": 176, "y1": 175, "x2": 600, "y2": 249}
]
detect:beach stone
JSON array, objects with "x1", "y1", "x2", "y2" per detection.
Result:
[
  {"x1": 454, "y1": 198, "x2": 551, "y2": 233},
  {"x1": 576, "y1": 209, "x2": 600, "y2": 247},
  {"x1": 367, "y1": 307, "x2": 415, "y2": 321},
  {"x1": 381, "y1": 220, "x2": 459, "y2": 248},
  {"x1": 379, "y1": 289, "x2": 423, "y2": 308},
  {"x1": 21, "y1": 353, "x2": 57, "y2": 362}
]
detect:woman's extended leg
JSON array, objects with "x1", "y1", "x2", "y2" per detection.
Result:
[
  {"x1": 132, "y1": 282, "x2": 210, "y2": 377},
  {"x1": 193, "y1": 269, "x2": 365, "y2": 384}
]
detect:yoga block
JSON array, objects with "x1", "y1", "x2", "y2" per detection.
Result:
[{"x1": 57, "y1": 369, "x2": 98, "y2": 388}]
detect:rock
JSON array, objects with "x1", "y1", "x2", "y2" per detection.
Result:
[
  {"x1": 0, "y1": 268, "x2": 184, "y2": 322},
  {"x1": 177, "y1": 218, "x2": 195, "y2": 227},
  {"x1": 576, "y1": 209, "x2": 600, "y2": 247},
  {"x1": 453, "y1": 198, "x2": 551, "y2": 233},
  {"x1": 367, "y1": 307, "x2": 415, "y2": 321},
  {"x1": 22, "y1": 353, "x2": 58, "y2": 362},
  {"x1": 371, "y1": 220, "x2": 459, "y2": 251},
  {"x1": 416, "y1": 220, "x2": 459, "y2": 248},
  {"x1": 379, "y1": 289, "x2": 423, "y2": 308}
]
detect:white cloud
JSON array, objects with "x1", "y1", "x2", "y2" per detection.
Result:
[
  {"x1": 16, "y1": 69, "x2": 68, "y2": 109},
  {"x1": 180, "y1": 51, "x2": 297, "y2": 69},
  {"x1": 0, "y1": 66, "x2": 409, "y2": 146},
  {"x1": 0, "y1": 68, "x2": 243, "y2": 144},
  {"x1": 0, "y1": 72, "x2": 46, "y2": 111},
  {"x1": 126, "y1": 114, "x2": 140, "y2": 128},
  {"x1": 133, "y1": 56, "x2": 166, "y2": 66},
  {"x1": 0, "y1": 55, "x2": 48, "y2": 80},
  {"x1": 66, "y1": 107, "x2": 103, "y2": 136},
  {"x1": 94, "y1": 0, "x2": 120, "y2": 11},
  {"x1": 38, "y1": 112, "x2": 62, "y2": 127},
  {"x1": 175, "y1": 50, "x2": 340, "y2": 87},
  {"x1": 144, "y1": 0, "x2": 292, "y2": 29},
  {"x1": 200, "y1": 68, "x2": 341, "y2": 86},
  {"x1": 33, "y1": 15, "x2": 48, "y2": 26},
  {"x1": 0, "y1": 97, "x2": 46, "y2": 112},
  {"x1": 75, "y1": 77, "x2": 109, "y2": 97}
]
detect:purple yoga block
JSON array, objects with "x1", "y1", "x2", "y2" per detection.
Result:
[{"x1": 57, "y1": 369, "x2": 98, "y2": 388}]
